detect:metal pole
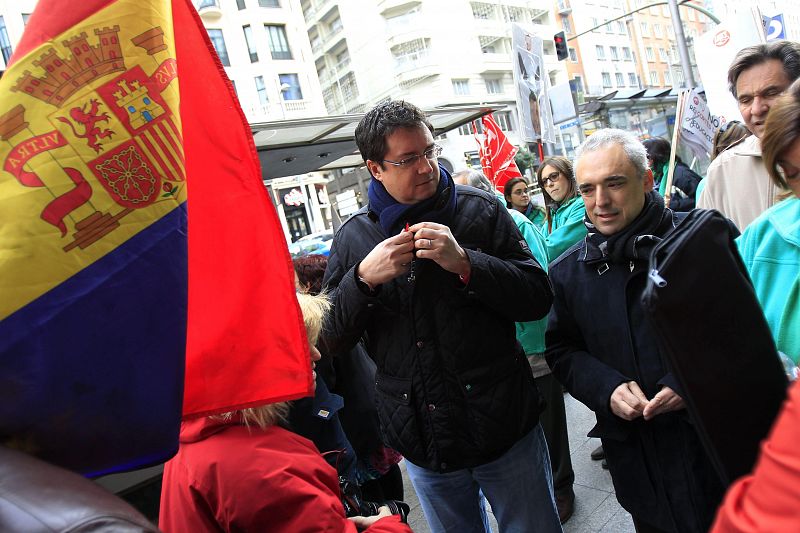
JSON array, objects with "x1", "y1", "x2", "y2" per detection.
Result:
[{"x1": 667, "y1": 0, "x2": 696, "y2": 88}]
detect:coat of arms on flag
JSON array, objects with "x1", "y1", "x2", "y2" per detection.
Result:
[{"x1": 0, "y1": 0, "x2": 311, "y2": 476}]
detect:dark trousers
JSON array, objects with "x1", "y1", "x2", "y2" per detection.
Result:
[
  {"x1": 633, "y1": 516, "x2": 670, "y2": 533},
  {"x1": 535, "y1": 373, "x2": 575, "y2": 496}
]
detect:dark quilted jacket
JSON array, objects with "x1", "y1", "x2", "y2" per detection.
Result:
[{"x1": 322, "y1": 186, "x2": 553, "y2": 472}]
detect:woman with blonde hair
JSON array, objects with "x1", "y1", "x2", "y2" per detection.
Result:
[
  {"x1": 535, "y1": 156, "x2": 587, "y2": 263},
  {"x1": 159, "y1": 293, "x2": 411, "y2": 532}
]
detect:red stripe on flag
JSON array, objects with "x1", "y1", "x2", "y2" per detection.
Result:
[
  {"x1": 138, "y1": 131, "x2": 178, "y2": 182},
  {"x1": 159, "y1": 121, "x2": 185, "y2": 175},
  {"x1": 151, "y1": 123, "x2": 182, "y2": 177},
  {"x1": 174, "y1": 0, "x2": 311, "y2": 418},
  {"x1": 166, "y1": 117, "x2": 184, "y2": 147}
]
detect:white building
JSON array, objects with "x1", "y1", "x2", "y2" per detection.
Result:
[
  {"x1": 0, "y1": 1, "x2": 37, "y2": 71},
  {"x1": 195, "y1": 0, "x2": 327, "y2": 123},
  {"x1": 301, "y1": 0, "x2": 572, "y2": 172},
  {"x1": 569, "y1": 0, "x2": 643, "y2": 96}
]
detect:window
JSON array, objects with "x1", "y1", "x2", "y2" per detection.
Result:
[
  {"x1": 479, "y1": 35, "x2": 499, "y2": 54},
  {"x1": 610, "y1": 46, "x2": 618, "y2": 60},
  {"x1": 0, "y1": 15, "x2": 12, "y2": 66},
  {"x1": 458, "y1": 122, "x2": 482, "y2": 136},
  {"x1": 675, "y1": 69, "x2": 684, "y2": 85},
  {"x1": 471, "y1": 2, "x2": 495, "y2": 20},
  {"x1": 663, "y1": 69, "x2": 672, "y2": 86},
  {"x1": 622, "y1": 46, "x2": 632, "y2": 60},
  {"x1": 628, "y1": 72, "x2": 638, "y2": 87},
  {"x1": 616, "y1": 20, "x2": 626, "y2": 34},
  {"x1": 615, "y1": 72, "x2": 624, "y2": 86},
  {"x1": 258, "y1": 0, "x2": 279, "y2": 6},
  {"x1": 452, "y1": 79, "x2": 470, "y2": 95},
  {"x1": 484, "y1": 78, "x2": 503, "y2": 94},
  {"x1": 561, "y1": 15, "x2": 572, "y2": 34},
  {"x1": 265, "y1": 24, "x2": 292, "y2": 60},
  {"x1": 197, "y1": 0, "x2": 218, "y2": 8},
  {"x1": 329, "y1": 17, "x2": 342, "y2": 34},
  {"x1": 254, "y1": 75, "x2": 268, "y2": 106},
  {"x1": 605, "y1": 22, "x2": 613, "y2": 33},
  {"x1": 653, "y1": 23, "x2": 662, "y2": 38},
  {"x1": 22, "y1": 13, "x2": 31, "y2": 25},
  {"x1": 596, "y1": 45, "x2": 605, "y2": 60},
  {"x1": 649, "y1": 70, "x2": 659, "y2": 86},
  {"x1": 602, "y1": 72, "x2": 612, "y2": 87},
  {"x1": 236, "y1": 0, "x2": 246, "y2": 8},
  {"x1": 279, "y1": 73, "x2": 303, "y2": 100},
  {"x1": 646, "y1": 47, "x2": 655, "y2": 62},
  {"x1": 572, "y1": 75, "x2": 585, "y2": 94},
  {"x1": 494, "y1": 111, "x2": 513, "y2": 131},
  {"x1": 243, "y1": 25, "x2": 257, "y2": 62},
  {"x1": 640, "y1": 22, "x2": 648, "y2": 36},
  {"x1": 206, "y1": 29, "x2": 229, "y2": 66},
  {"x1": 591, "y1": 17, "x2": 599, "y2": 31},
  {"x1": 659, "y1": 48, "x2": 668, "y2": 62},
  {"x1": 231, "y1": 79, "x2": 238, "y2": 97},
  {"x1": 569, "y1": 47, "x2": 577, "y2": 62}
]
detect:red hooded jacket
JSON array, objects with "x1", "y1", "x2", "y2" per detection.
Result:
[{"x1": 159, "y1": 415, "x2": 410, "y2": 532}]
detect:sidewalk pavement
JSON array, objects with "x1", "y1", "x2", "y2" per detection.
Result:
[{"x1": 400, "y1": 393, "x2": 636, "y2": 532}]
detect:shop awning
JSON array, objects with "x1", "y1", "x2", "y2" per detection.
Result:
[{"x1": 250, "y1": 103, "x2": 505, "y2": 179}]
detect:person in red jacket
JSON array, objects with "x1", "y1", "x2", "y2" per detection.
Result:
[
  {"x1": 159, "y1": 293, "x2": 411, "y2": 533},
  {"x1": 710, "y1": 380, "x2": 800, "y2": 532}
]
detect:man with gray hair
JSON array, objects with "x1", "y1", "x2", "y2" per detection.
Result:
[
  {"x1": 698, "y1": 40, "x2": 800, "y2": 229},
  {"x1": 546, "y1": 129, "x2": 723, "y2": 532}
]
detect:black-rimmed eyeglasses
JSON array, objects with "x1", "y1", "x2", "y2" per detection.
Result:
[
  {"x1": 541, "y1": 171, "x2": 561, "y2": 185},
  {"x1": 382, "y1": 145, "x2": 442, "y2": 168}
]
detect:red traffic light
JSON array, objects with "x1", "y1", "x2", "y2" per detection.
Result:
[{"x1": 553, "y1": 31, "x2": 568, "y2": 61}]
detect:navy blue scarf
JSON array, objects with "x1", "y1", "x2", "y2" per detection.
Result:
[
  {"x1": 367, "y1": 165, "x2": 457, "y2": 236},
  {"x1": 582, "y1": 190, "x2": 673, "y2": 264}
]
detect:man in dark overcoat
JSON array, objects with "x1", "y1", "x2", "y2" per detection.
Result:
[{"x1": 545, "y1": 128, "x2": 723, "y2": 533}]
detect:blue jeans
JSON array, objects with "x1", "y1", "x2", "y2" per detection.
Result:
[{"x1": 405, "y1": 423, "x2": 562, "y2": 533}]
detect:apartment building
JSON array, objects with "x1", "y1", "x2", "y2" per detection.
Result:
[
  {"x1": 300, "y1": 0, "x2": 574, "y2": 171},
  {"x1": 569, "y1": 0, "x2": 642, "y2": 97},
  {"x1": 554, "y1": 0, "x2": 588, "y2": 103},
  {"x1": 627, "y1": 0, "x2": 708, "y2": 89}
]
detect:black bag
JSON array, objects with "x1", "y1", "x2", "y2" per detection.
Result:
[{"x1": 642, "y1": 209, "x2": 788, "y2": 486}]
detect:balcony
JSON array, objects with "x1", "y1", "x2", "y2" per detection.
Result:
[
  {"x1": 394, "y1": 49, "x2": 438, "y2": 85},
  {"x1": 196, "y1": 0, "x2": 222, "y2": 19},
  {"x1": 557, "y1": 0, "x2": 572, "y2": 15},
  {"x1": 246, "y1": 100, "x2": 312, "y2": 122},
  {"x1": 379, "y1": 0, "x2": 421, "y2": 17}
]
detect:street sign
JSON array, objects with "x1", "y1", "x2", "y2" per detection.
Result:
[{"x1": 559, "y1": 119, "x2": 580, "y2": 130}]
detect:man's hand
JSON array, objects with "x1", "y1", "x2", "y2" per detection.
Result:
[
  {"x1": 408, "y1": 222, "x2": 471, "y2": 278},
  {"x1": 642, "y1": 386, "x2": 685, "y2": 421},
  {"x1": 348, "y1": 506, "x2": 392, "y2": 530},
  {"x1": 610, "y1": 381, "x2": 648, "y2": 421},
  {"x1": 357, "y1": 230, "x2": 415, "y2": 288}
]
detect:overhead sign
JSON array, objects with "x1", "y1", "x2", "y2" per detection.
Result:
[
  {"x1": 549, "y1": 81, "x2": 578, "y2": 125},
  {"x1": 763, "y1": 14, "x2": 786, "y2": 41}
]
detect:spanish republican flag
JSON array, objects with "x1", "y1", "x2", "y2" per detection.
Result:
[{"x1": 0, "y1": 0, "x2": 311, "y2": 475}]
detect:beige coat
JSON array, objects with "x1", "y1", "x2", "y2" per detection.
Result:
[{"x1": 698, "y1": 136, "x2": 781, "y2": 230}]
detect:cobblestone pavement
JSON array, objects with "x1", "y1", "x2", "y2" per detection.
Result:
[{"x1": 401, "y1": 394, "x2": 636, "y2": 533}]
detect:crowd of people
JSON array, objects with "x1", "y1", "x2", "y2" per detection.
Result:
[{"x1": 3, "y1": 38, "x2": 799, "y2": 533}]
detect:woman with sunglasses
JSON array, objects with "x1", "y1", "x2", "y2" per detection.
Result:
[
  {"x1": 711, "y1": 80, "x2": 800, "y2": 533},
  {"x1": 504, "y1": 176, "x2": 547, "y2": 226},
  {"x1": 535, "y1": 156, "x2": 587, "y2": 263}
]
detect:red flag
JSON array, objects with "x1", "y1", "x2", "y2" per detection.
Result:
[
  {"x1": 1, "y1": 0, "x2": 310, "y2": 473},
  {"x1": 478, "y1": 113, "x2": 524, "y2": 192}
]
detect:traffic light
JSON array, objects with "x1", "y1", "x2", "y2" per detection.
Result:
[{"x1": 554, "y1": 31, "x2": 568, "y2": 61}]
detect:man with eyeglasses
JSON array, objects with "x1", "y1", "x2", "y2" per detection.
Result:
[
  {"x1": 698, "y1": 40, "x2": 800, "y2": 230},
  {"x1": 323, "y1": 101, "x2": 561, "y2": 533},
  {"x1": 546, "y1": 129, "x2": 724, "y2": 533}
]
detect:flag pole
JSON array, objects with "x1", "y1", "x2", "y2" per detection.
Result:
[{"x1": 663, "y1": 90, "x2": 686, "y2": 208}]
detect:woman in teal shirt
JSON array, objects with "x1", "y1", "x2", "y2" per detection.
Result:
[
  {"x1": 738, "y1": 81, "x2": 800, "y2": 365},
  {"x1": 536, "y1": 156, "x2": 587, "y2": 264}
]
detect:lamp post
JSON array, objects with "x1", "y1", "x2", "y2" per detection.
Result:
[{"x1": 278, "y1": 81, "x2": 290, "y2": 119}]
